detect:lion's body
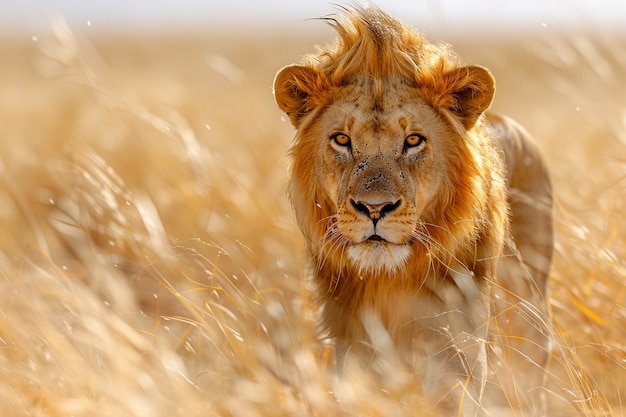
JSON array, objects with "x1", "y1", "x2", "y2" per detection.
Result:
[{"x1": 274, "y1": 6, "x2": 553, "y2": 415}]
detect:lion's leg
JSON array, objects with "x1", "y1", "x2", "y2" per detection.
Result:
[
  {"x1": 422, "y1": 332, "x2": 488, "y2": 417},
  {"x1": 333, "y1": 288, "x2": 491, "y2": 416},
  {"x1": 414, "y1": 272, "x2": 492, "y2": 417}
]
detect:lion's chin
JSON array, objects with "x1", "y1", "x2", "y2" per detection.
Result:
[{"x1": 346, "y1": 241, "x2": 411, "y2": 276}]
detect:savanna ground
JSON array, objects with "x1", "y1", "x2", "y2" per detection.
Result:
[{"x1": 0, "y1": 17, "x2": 624, "y2": 416}]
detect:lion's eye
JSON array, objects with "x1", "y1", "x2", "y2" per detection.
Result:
[
  {"x1": 404, "y1": 134, "x2": 427, "y2": 151},
  {"x1": 331, "y1": 133, "x2": 351, "y2": 147}
]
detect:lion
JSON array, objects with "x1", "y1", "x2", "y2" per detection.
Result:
[{"x1": 274, "y1": 6, "x2": 553, "y2": 416}]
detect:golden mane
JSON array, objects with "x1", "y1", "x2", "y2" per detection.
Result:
[
  {"x1": 308, "y1": 6, "x2": 458, "y2": 96},
  {"x1": 298, "y1": 6, "x2": 492, "y2": 132}
]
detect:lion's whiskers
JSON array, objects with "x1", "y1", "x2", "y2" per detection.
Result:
[{"x1": 411, "y1": 224, "x2": 465, "y2": 273}]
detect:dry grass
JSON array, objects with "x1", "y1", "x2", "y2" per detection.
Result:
[{"x1": 0, "y1": 18, "x2": 624, "y2": 416}]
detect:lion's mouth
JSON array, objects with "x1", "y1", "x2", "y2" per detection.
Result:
[{"x1": 366, "y1": 234, "x2": 386, "y2": 242}]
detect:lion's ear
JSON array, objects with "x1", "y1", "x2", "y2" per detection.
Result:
[
  {"x1": 436, "y1": 65, "x2": 495, "y2": 130},
  {"x1": 273, "y1": 65, "x2": 329, "y2": 128}
]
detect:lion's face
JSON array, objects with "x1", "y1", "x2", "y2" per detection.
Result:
[
  {"x1": 275, "y1": 64, "x2": 495, "y2": 277},
  {"x1": 306, "y1": 79, "x2": 457, "y2": 274}
]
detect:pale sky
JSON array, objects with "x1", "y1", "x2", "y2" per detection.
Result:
[{"x1": 1, "y1": 0, "x2": 624, "y2": 32}]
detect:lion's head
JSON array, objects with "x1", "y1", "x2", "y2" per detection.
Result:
[{"x1": 274, "y1": 7, "x2": 504, "y2": 279}]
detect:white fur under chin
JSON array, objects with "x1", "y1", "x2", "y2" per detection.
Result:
[{"x1": 347, "y1": 242, "x2": 411, "y2": 275}]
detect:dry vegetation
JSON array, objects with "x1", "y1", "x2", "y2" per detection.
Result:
[{"x1": 0, "y1": 17, "x2": 624, "y2": 416}]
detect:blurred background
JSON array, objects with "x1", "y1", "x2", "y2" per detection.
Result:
[
  {"x1": 1, "y1": 0, "x2": 625, "y2": 32},
  {"x1": 0, "y1": 1, "x2": 625, "y2": 417}
]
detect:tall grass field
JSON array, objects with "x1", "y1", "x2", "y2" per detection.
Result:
[{"x1": 0, "y1": 17, "x2": 624, "y2": 416}]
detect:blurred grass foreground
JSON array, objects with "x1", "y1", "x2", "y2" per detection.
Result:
[{"x1": 0, "y1": 15, "x2": 625, "y2": 417}]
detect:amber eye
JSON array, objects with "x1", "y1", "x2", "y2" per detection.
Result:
[
  {"x1": 331, "y1": 133, "x2": 351, "y2": 147},
  {"x1": 404, "y1": 134, "x2": 426, "y2": 149}
]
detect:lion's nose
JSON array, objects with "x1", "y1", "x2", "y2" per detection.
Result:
[{"x1": 350, "y1": 199, "x2": 402, "y2": 226}]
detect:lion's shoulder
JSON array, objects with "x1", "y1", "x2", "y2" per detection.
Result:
[{"x1": 486, "y1": 112, "x2": 551, "y2": 195}]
